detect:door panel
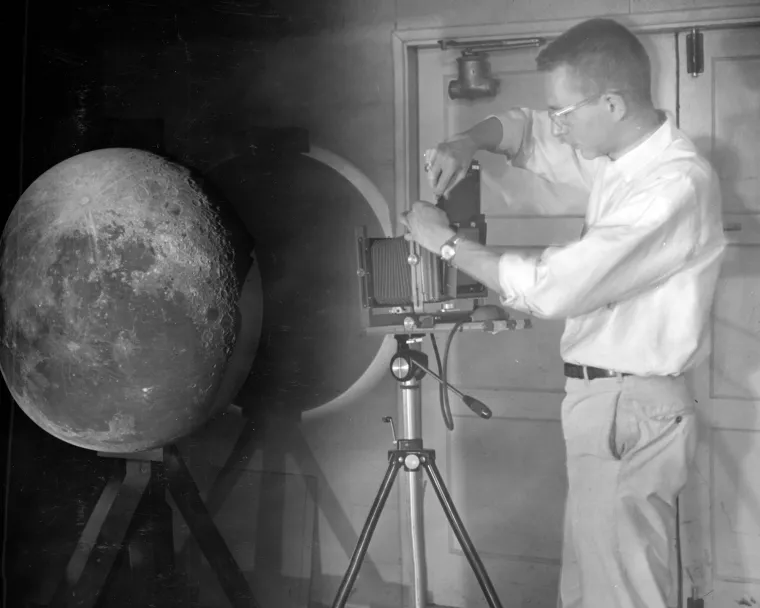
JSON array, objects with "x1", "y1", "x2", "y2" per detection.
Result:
[
  {"x1": 712, "y1": 56, "x2": 760, "y2": 212},
  {"x1": 415, "y1": 31, "x2": 677, "y2": 608},
  {"x1": 678, "y1": 26, "x2": 760, "y2": 606}
]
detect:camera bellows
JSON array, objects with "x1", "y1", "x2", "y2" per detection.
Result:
[
  {"x1": 369, "y1": 238, "x2": 415, "y2": 306},
  {"x1": 366, "y1": 237, "x2": 447, "y2": 306}
]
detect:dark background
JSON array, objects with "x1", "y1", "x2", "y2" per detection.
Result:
[
  {"x1": 2, "y1": 1, "x2": 392, "y2": 606},
  {"x1": 3, "y1": 3, "x2": 283, "y2": 606}
]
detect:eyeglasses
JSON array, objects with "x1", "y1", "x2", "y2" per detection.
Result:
[{"x1": 548, "y1": 93, "x2": 604, "y2": 127}]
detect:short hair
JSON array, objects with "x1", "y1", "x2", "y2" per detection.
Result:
[{"x1": 536, "y1": 18, "x2": 652, "y2": 106}]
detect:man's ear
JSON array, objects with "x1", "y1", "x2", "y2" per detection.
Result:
[{"x1": 604, "y1": 92, "x2": 629, "y2": 123}]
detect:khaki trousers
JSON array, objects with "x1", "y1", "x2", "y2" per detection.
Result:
[{"x1": 558, "y1": 374, "x2": 697, "y2": 608}]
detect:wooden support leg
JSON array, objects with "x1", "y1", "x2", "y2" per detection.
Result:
[
  {"x1": 49, "y1": 460, "x2": 151, "y2": 608},
  {"x1": 163, "y1": 444, "x2": 260, "y2": 608},
  {"x1": 203, "y1": 416, "x2": 262, "y2": 516},
  {"x1": 125, "y1": 463, "x2": 178, "y2": 606},
  {"x1": 48, "y1": 446, "x2": 258, "y2": 608}
]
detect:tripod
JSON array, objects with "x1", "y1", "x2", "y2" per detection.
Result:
[{"x1": 332, "y1": 333, "x2": 503, "y2": 608}]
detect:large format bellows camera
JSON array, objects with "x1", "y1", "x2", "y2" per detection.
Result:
[{"x1": 356, "y1": 162, "x2": 488, "y2": 329}]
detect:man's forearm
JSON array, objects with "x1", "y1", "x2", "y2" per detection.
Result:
[
  {"x1": 460, "y1": 117, "x2": 504, "y2": 153},
  {"x1": 450, "y1": 239, "x2": 503, "y2": 295},
  {"x1": 460, "y1": 110, "x2": 527, "y2": 158}
]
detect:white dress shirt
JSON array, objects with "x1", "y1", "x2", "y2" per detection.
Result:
[{"x1": 491, "y1": 110, "x2": 727, "y2": 376}]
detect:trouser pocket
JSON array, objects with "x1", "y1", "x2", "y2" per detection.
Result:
[
  {"x1": 609, "y1": 375, "x2": 694, "y2": 461},
  {"x1": 562, "y1": 379, "x2": 623, "y2": 461},
  {"x1": 610, "y1": 402, "x2": 688, "y2": 461}
]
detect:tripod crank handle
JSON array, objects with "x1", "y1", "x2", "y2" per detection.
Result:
[
  {"x1": 382, "y1": 416, "x2": 398, "y2": 445},
  {"x1": 462, "y1": 395, "x2": 492, "y2": 419},
  {"x1": 409, "y1": 359, "x2": 493, "y2": 420}
]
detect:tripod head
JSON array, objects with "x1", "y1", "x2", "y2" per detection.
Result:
[
  {"x1": 389, "y1": 334, "x2": 428, "y2": 384},
  {"x1": 382, "y1": 305, "x2": 531, "y2": 427},
  {"x1": 389, "y1": 333, "x2": 493, "y2": 419}
]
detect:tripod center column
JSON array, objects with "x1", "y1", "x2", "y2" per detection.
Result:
[{"x1": 394, "y1": 335, "x2": 429, "y2": 608}]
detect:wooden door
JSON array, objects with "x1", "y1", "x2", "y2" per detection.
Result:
[
  {"x1": 414, "y1": 33, "x2": 677, "y2": 607},
  {"x1": 677, "y1": 26, "x2": 760, "y2": 608}
]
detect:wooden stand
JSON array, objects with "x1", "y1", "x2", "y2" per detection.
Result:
[{"x1": 48, "y1": 445, "x2": 259, "y2": 608}]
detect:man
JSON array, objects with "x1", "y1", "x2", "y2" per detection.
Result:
[{"x1": 401, "y1": 18, "x2": 726, "y2": 608}]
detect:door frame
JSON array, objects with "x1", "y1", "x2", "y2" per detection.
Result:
[{"x1": 391, "y1": 4, "x2": 760, "y2": 605}]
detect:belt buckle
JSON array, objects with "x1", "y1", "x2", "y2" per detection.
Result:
[{"x1": 585, "y1": 365, "x2": 617, "y2": 380}]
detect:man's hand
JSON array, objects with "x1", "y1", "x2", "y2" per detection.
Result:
[
  {"x1": 425, "y1": 133, "x2": 478, "y2": 199},
  {"x1": 399, "y1": 201, "x2": 456, "y2": 254}
]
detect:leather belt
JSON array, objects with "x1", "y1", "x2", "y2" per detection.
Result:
[{"x1": 564, "y1": 362, "x2": 631, "y2": 380}]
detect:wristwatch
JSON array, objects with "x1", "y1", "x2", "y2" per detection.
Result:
[{"x1": 440, "y1": 234, "x2": 465, "y2": 261}]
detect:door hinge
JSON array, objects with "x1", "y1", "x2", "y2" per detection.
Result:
[{"x1": 686, "y1": 28, "x2": 704, "y2": 77}]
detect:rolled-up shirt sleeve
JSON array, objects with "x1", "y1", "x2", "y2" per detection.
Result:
[
  {"x1": 488, "y1": 108, "x2": 600, "y2": 195},
  {"x1": 498, "y1": 172, "x2": 706, "y2": 319}
]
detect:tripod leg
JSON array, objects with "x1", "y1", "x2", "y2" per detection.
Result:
[
  {"x1": 423, "y1": 458, "x2": 503, "y2": 608},
  {"x1": 332, "y1": 456, "x2": 405, "y2": 608}
]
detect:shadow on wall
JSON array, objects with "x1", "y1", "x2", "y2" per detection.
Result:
[
  {"x1": 155, "y1": 20, "x2": 397, "y2": 216},
  {"x1": 8, "y1": 1, "x2": 405, "y2": 606},
  {"x1": 163, "y1": 108, "x2": 407, "y2": 607}
]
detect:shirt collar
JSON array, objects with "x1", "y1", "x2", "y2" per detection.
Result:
[{"x1": 609, "y1": 110, "x2": 676, "y2": 181}]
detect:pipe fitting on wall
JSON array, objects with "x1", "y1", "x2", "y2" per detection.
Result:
[
  {"x1": 440, "y1": 37, "x2": 545, "y2": 101},
  {"x1": 448, "y1": 53, "x2": 499, "y2": 100}
]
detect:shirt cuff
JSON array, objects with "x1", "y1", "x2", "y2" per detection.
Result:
[{"x1": 497, "y1": 250, "x2": 538, "y2": 309}]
